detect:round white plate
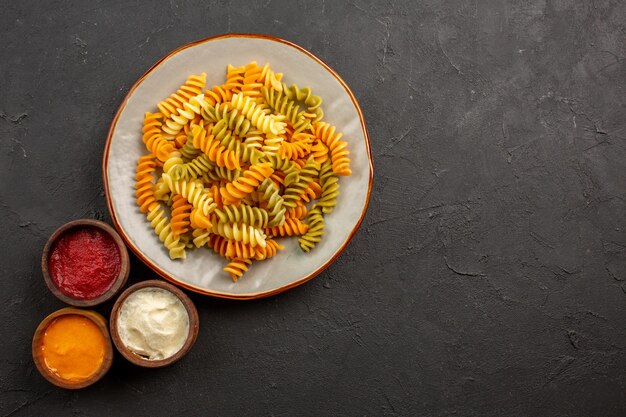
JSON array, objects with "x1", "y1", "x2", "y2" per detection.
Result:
[{"x1": 103, "y1": 34, "x2": 373, "y2": 299}]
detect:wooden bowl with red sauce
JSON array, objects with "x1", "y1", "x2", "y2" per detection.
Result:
[{"x1": 42, "y1": 219, "x2": 129, "y2": 307}]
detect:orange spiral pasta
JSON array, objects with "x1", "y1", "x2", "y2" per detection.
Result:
[
  {"x1": 135, "y1": 154, "x2": 158, "y2": 214},
  {"x1": 191, "y1": 124, "x2": 241, "y2": 170},
  {"x1": 135, "y1": 62, "x2": 352, "y2": 281},
  {"x1": 253, "y1": 239, "x2": 284, "y2": 260},
  {"x1": 157, "y1": 73, "x2": 206, "y2": 119},
  {"x1": 170, "y1": 195, "x2": 192, "y2": 237},
  {"x1": 142, "y1": 113, "x2": 175, "y2": 162},
  {"x1": 219, "y1": 162, "x2": 274, "y2": 204},
  {"x1": 223, "y1": 258, "x2": 252, "y2": 282},
  {"x1": 265, "y1": 218, "x2": 309, "y2": 237},
  {"x1": 311, "y1": 122, "x2": 351, "y2": 176},
  {"x1": 210, "y1": 235, "x2": 249, "y2": 258}
]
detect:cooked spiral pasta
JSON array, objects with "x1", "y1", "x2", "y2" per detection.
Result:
[
  {"x1": 135, "y1": 63, "x2": 352, "y2": 279},
  {"x1": 265, "y1": 218, "x2": 309, "y2": 237},
  {"x1": 254, "y1": 239, "x2": 284, "y2": 260},
  {"x1": 298, "y1": 206, "x2": 325, "y2": 252},
  {"x1": 256, "y1": 178, "x2": 286, "y2": 227},
  {"x1": 282, "y1": 157, "x2": 320, "y2": 208},
  {"x1": 263, "y1": 87, "x2": 311, "y2": 133},
  {"x1": 142, "y1": 112, "x2": 175, "y2": 162},
  {"x1": 281, "y1": 83, "x2": 324, "y2": 122},
  {"x1": 135, "y1": 154, "x2": 158, "y2": 214},
  {"x1": 230, "y1": 92, "x2": 286, "y2": 135},
  {"x1": 157, "y1": 73, "x2": 206, "y2": 118},
  {"x1": 215, "y1": 204, "x2": 269, "y2": 228},
  {"x1": 192, "y1": 227, "x2": 211, "y2": 248},
  {"x1": 211, "y1": 220, "x2": 267, "y2": 248},
  {"x1": 219, "y1": 162, "x2": 274, "y2": 204},
  {"x1": 170, "y1": 194, "x2": 192, "y2": 237},
  {"x1": 279, "y1": 138, "x2": 312, "y2": 160},
  {"x1": 191, "y1": 124, "x2": 241, "y2": 170},
  {"x1": 162, "y1": 94, "x2": 206, "y2": 138},
  {"x1": 223, "y1": 258, "x2": 252, "y2": 282},
  {"x1": 316, "y1": 160, "x2": 340, "y2": 214},
  {"x1": 209, "y1": 235, "x2": 263, "y2": 260},
  {"x1": 285, "y1": 200, "x2": 308, "y2": 219},
  {"x1": 147, "y1": 204, "x2": 186, "y2": 259},
  {"x1": 170, "y1": 154, "x2": 214, "y2": 181},
  {"x1": 162, "y1": 173, "x2": 217, "y2": 216},
  {"x1": 312, "y1": 122, "x2": 352, "y2": 176}
]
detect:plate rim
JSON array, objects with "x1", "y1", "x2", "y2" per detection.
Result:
[{"x1": 102, "y1": 33, "x2": 374, "y2": 300}]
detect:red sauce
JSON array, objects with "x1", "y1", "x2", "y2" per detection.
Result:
[{"x1": 48, "y1": 227, "x2": 121, "y2": 300}]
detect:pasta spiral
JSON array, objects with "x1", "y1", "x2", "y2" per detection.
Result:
[
  {"x1": 263, "y1": 87, "x2": 311, "y2": 133},
  {"x1": 219, "y1": 162, "x2": 274, "y2": 204},
  {"x1": 281, "y1": 83, "x2": 324, "y2": 122},
  {"x1": 282, "y1": 157, "x2": 320, "y2": 208},
  {"x1": 142, "y1": 112, "x2": 175, "y2": 162},
  {"x1": 223, "y1": 258, "x2": 252, "y2": 282},
  {"x1": 147, "y1": 205, "x2": 186, "y2": 259},
  {"x1": 316, "y1": 160, "x2": 340, "y2": 214},
  {"x1": 135, "y1": 154, "x2": 158, "y2": 214},
  {"x1": 210, "y1": 220, "x2": 267, "y2": 248},
  {"x1": 230, "y1": 92, "x2": 286, "y2": 135},
  {"x1": 215, "y1": 205, "x2": 270, "y2": 229},
  {"x1": 256, "y1": 178, "x2": 286, "y2": 227},
  {"x1": 162, "y1": 94, "x2": 206, "y2": 137},
  {"x1": 170, "y1": 194, "x2": 192, "y2": 237},
  {"x1": 298, "y1": 206, "x2": 325, "y2": 252},
  {"x1": 157, "y1": 73, "x2": 206, "y2": 118},
  {"x1": 208, "y1": 235, "x2": 256, "y2": 260},
  {"x1": 170, "y1": 154, "x2": 214, "y2": 181},
  {"x1": 312, "y1": 122, "x2": 352, "y2": 176},
  {"x1": 265, "y1": 218, "x2": 309, "y2": 237},
  {"x1": 191, "y1": 124, "x2": 241, "y2": 170},
  {"x1": 162, "y1": 173, "x2": 217, "y2": 216}
]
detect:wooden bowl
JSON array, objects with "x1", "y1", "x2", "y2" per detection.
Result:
[
  {"x1": 32, "y1": 307, "x2": 113, "y2": 389},
  {"x1": 42, "y1": 219, "x2": 130, "y2": 307},
  {"x1": 109, "y1": 280, "x2": 199, "y2": 368}
]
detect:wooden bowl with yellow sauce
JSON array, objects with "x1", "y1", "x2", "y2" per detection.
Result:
[{"x1": 32, "y1": 308, "x2": 113, "y2": 389}]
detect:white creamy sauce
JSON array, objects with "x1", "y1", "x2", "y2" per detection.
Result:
[{"x1": 117, "y1": 287, "x2": 189, "y2": 360}]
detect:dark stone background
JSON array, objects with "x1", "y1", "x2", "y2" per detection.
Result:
[{"x1": 1, "y1": 0, "x2": 625, "y2": 416}]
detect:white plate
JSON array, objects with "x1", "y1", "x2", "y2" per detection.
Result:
[{"x1": 103, "y1": 34, "x2": 373, "y2": 299}]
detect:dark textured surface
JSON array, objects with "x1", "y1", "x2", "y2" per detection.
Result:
[{"x1": 1, "y1": 0, "x2": 625, "y2": 416}]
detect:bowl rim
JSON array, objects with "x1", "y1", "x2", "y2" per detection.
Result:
[
  {"x1": 31, "y1": 307, "x2": 114, "y2": 389},
  {"x1": 102, "y1": 33, "x2": 374, "y2": 300},
  {"x1": 109, "y1": 279, "x2": 199, "y2": 368},
  {"x1": 41, "y1": 219, "x2": 130, "y2": 307}
]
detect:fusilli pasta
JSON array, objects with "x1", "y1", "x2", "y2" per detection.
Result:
[{"x1": 134, "y1": 62, "x2": 351, "y2": 281}]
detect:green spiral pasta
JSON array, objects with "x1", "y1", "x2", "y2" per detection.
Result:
[
  {"x1": 261, "y1": 154, "x2": 300, "y2": 185},
  {"x1": 263, "y1": 87, "x2": 311, "y2": 133},
  {"x1": 282, "y1": 157, "x2": 320, "y2": 208},
  {"x1": 316, "y1": 160, "x2": 340, "y2": 214},
  {"x1": 215, "y1": 204, "x2": 270, "y2": 228},
  {"x1": 170, "y1": 154, "x2": 215, "y2": 181},
  {"x1": 179, "y1": 137, "x2": 200, "y2": 160},
  {"x1": 298, "y1": 206, "x2": 325, "y2": 252},
  {"x1": 280, "y1": 83, "x2": 324, "y2": 122},
  {"x1": 257, "y1": 178, "x2": 286, "y2": 227}
]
